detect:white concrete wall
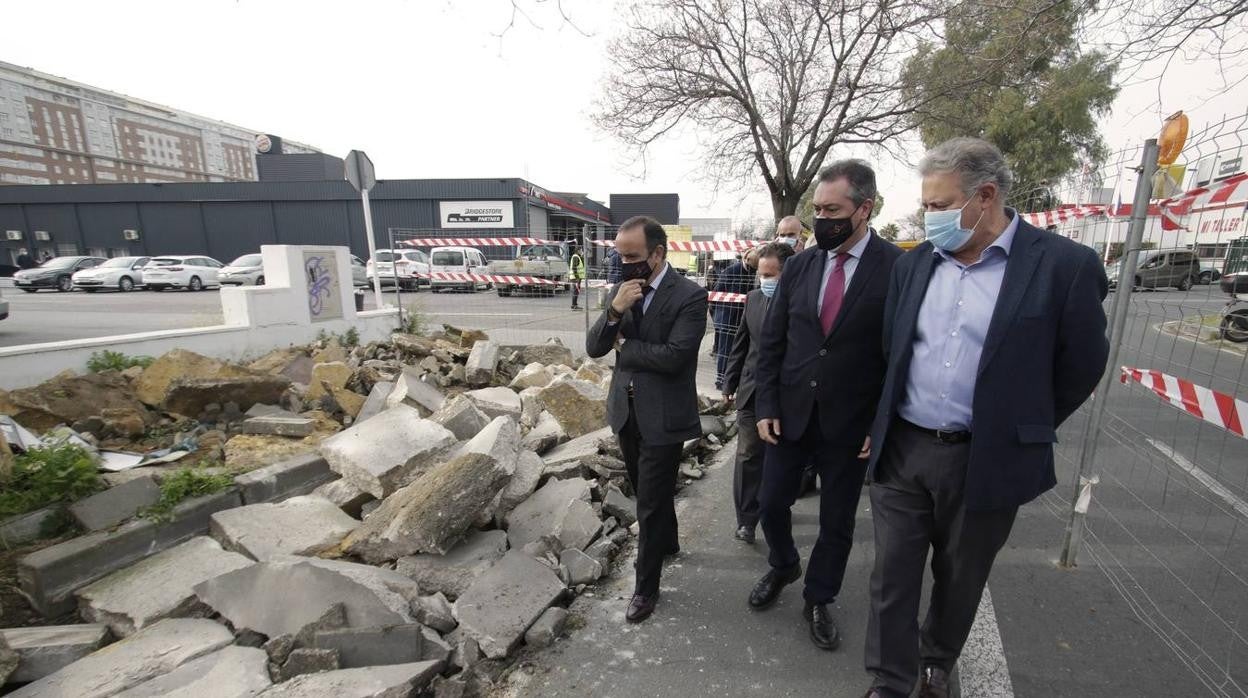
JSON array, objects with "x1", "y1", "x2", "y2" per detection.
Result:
[{"x1": 0, "y1": 245, "x2": 399, "y2": 389}]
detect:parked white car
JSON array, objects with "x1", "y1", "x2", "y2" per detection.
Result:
[
  {"x1": 0, "y1": 286, "x2": 8, "y2": 322},
  {"x1": 351, "y1": 255, "x2": 369, "y2": 287},
  {"x1": 142, "y1": 255, "x2": 224, "y2": 291},
  {"x1": 430, "y1": 246, "x2": 490, "y2": 292},
  {"x1": 366, "y1": 249, "x2": 430, "y2": 291},
  {"x1": 71, "y1": 256, "x2": 151, "y2": 292},
  {"x1": 219, "y1": 253, "x2": 265, "y2": 286}
]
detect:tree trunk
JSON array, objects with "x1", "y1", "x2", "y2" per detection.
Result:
[{"x1": 770, "y1": 192, "x2": 802, "y2": 222}]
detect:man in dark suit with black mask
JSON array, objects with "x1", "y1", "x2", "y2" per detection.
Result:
[
  {"x1": 752, "y1": 159, "x2": 903, "y2": 651},
  {"x1": 587, "y1": 216, "x2": 708, "y2": 623}
]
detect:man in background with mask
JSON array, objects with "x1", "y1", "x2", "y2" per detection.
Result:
[
  {"x1": 860, "y1": 138, "x2": 1108, "y2": 698},
  {"x1": 775, "y1": 215, "x2": 805, "y2": 251},
  {"x1": 710, "y1": 248, "x2": 759, "y2": 390},
  {"x1": 587, "y1": 216, "x2": 708, "y2": 624},
  {"x1": 723, "y1": 241, "x2": 796, "y2": 544},
  {"x1": 752, "y1": 160, "x2": 903, "y2": 651}
]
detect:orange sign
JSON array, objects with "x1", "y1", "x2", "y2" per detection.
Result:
[{"x1": 1158, "y1": 111, "x2": 1189, "y2": 166}]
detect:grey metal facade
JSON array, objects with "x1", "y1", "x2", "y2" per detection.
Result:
[{"x1": 609, "y1": 193, "x2": 680, "y2": 226}]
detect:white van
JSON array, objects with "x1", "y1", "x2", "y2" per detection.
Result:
[{"x1": 429, "y1": 246, "x2": 490, "y2": 293}]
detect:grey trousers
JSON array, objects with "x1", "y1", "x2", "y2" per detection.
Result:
[
  {"x1": 732, "y1": 401, "x2": 764, "y2": 528},
  {"x1": 865, "y1": 420, "x2": 1018, "y2": 698}
]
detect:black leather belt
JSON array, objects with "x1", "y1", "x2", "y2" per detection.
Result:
[{"x1": 899, "y1": 418, "x2": 971, "y2": 444}]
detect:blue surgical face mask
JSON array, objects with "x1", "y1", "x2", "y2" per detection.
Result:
[
  {"x1": 776, "y1": 236, "x2": 798, "y2": 247},
  {"x1": 924, "y1": 198, "x2": 984, "y2": 252},
  {"x1": 759, "y1": 277, "x2": 779, "y2": 298}
]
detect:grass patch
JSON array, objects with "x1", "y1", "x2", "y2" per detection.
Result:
[
  {"x1": 0, "y1": 445, "x2": 103, "y2": 519},
  {"x1": 400, "y1": 304, "x2": 427, "y2": 336},
  {"x1": 139, "y1": 468, "x2": 233, "y2": 523},
  {"x1": 86, "y1": 350, "x2": 154, "y2": 373},
  {"x1": 341, "y1": 327, "x2": 360, "y2": 348}
]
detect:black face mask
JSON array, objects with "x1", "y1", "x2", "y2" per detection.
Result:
[
  {"x1": 619, "y1": 259, "x2": 653, "y2": 282},
  {"x1": 813, "y1": 214, "x2": 857, "y2": 251}
]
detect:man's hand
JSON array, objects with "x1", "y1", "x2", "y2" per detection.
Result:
[
  {"x1": 858, "y1": 435, "x2": 871, "y2": 460},
  {"x1": 757, "y1": 418, "x2": 781, "y2": 445},
  {"x1": 611, "y1": 279, "x2": 645, "y2": 315},
  {"x1": 722, "y1": 391, "x2": 735, "y2": 403}
]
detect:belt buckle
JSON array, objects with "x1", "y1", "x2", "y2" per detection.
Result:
[{"x1": 934, "y1": 428, "x2": 962, "y2": 443}]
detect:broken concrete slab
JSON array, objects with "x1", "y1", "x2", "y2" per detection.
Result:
[
  {"x1": 559, "y1": 549, "x2": 603, "y2": 586},
  {"x1": 193, "y1": 558, "x2": 419, "y2": 639},
  {"x1": 245, "y1": 403, "x2": 289, "y2": 418},
  {"x1": 413, "y1": 592, "x2": 457, "y2": 633},
  {"x1": 354, "y1": 381, "x2": 392, "y2": 424},
  {"x1": 327, "y1": 386, "x2": 366, "y2": 419},
  {"x1": 77, "y1": 536, "x2": 253, "y2": 637},
  {"x1": 395, "y1": 529, "x2": 508, "y2": 599},
  {"x1": 508, "y1": 363, "x2": 554, "y2": 391},
  {"x1": 700, "y1": 414, "x2": 728, "y2": 438},
  {"x1": 209, "y1": 495, "x2": 360, "y2": 561},
  {"x1": 306, "y1": 362, "x2": 352, "y2": 401},
  {"x1": 537, "y1": 378, "x2": 608, "y2": 439},
  {"x1": 311, "y1": 479, "x2": 373, "y2": 518},
  {"x1": 504, "y1": 477, "x2": 602, "y2": 553},
  {"x1": 8, "y1": 372, "x2": 148, "y2": 433},
  {"x1": 1, "y1": 635, "x2": 16, "y2": 686},
  {"x1": 520, "y1": 411, "x2": 566, "y2": 455},
  {"x1": 420, "y1": 626, "x2": 451, "y2": 664},
  {"x1": 68, "y1": 475, "x2": 160, "y2": 532},
  {"x1": 0, "y1": 505, "x2": 62, "y2": 548},
  {"x1": 428, "y1": 394, "x2": 491, "y2": 441},
  {"x1": 513, "y1": 342, "x2": 576, "y2": 368},
  {"x1": 518, "y1": 386, "x2": 542, "y2": 429},
  {"x1": 234, "y1": 453, "x2": 335, "y2": 505},
  {"x1": 465, "y1": 340, "x2": 501, "y2": 387},
  {"x1": 385, "y1": 368, "x2": 446, "y2": 415},
  {"x1": 343, "y1": 452, "x2": 511, "y2": 562},
  {"x1": 311, "y1": 624, "x2": 424, "y2": 669},
  {"x1": 497, "y1": 450, "x2": 544, "y2": 521},
  {"x1": 541, "y1": 426, "x2": 613, "y2": 471},
  {"x1": 257, "y1": 661, "x2": 443, "y2": 698},
  {"x1": 162, "y1": 376, "x2": 291, "y2": 419},
  {"x1": 0, "y1": 625, "x2": 109, "y2": 684},
  {"x1": 319, "y1": 405, "x2": 456, "y2": 498},
  {"x1": 603, "y1": 483, "x2": 638, "y2": 525},
  {"x1": 115, "y1": 645, "x2": 271, "y2": 698},
  {"x1": 584, "y1": 538, "x2": 620, "y2": 571},
  {"x1": 278, "y1": 648, "x2": 339, "y2": 682},
  {"x1": 455, "y1": 416, "x2": 519, "y2": 473},
  {"x1": 453, "y1": 551, "x2": 566, "y2": 659},
  {"x1": 7, "y1": 619, "x2": 232, "y2": 698},
  {"x1": 463, "y1": 387, "x2": 522, "y2": 421},
  {"x1": 242, "y1": 415, "x2": 316, "y2": 438},
  {"x1": 524, "y1": 606, "x2": 568, "y2": 648}
]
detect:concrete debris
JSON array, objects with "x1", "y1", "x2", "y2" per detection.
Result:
[
  {"x1": 505, "y1": 477, "x2": 602, "y2": 553},
  {"x1": 0, "y1": 635, "x2": 15, "y2": 686},
  {"x1": 68, "y1": 475, "x2": 161, "y2": 532},
  {"x1": 602, "y1": 484, "x2": 638, "y2": 526},
  {"x1": 518, "y1": 386, "x2": 542, "y2": 429},
  {"x1": 514, "y1": 342, "x2": 575, "y2": 368},
  {"x1": 312, "y1": 340, "x2": 349, "y2": 366},
  {"x1": 453, "y1": 550, "x2": 566, "y2": 659},
  {"x1": 449, "y1": 636, "x2": 481, "y2": 672},
  {"x1": 420, "y1": 626, "x2": 452, "y2": 664},
  {"x1": 523, "y1": 607, "x2": 569, "y2": 649},
  {"x1": 454, "y1": 416, "x2": 520, "y2": 476},
  {"x1": 209, "y1": 495, "x2": 360, "y2": 562},
  {"x1": 257, "y1": 661, "x2": 443, "y2": 698},
  {"x1": 519, "y1": 411, "x2": 566, "y2": 455},
  {"x1": 541, "y1": 426, "x2": 613, "y2": 471},
  {"x1": 193, "y1": 558, "x2": 419, "y2": 639},
  {"x1": 77, "y1": 536, "x2": 254, "y2": 638},
  {"x1": 7, "y1": 618, "x2": 232, "y2": 698},
  {"x1": 278, "y1": 648, "x2": 339, "y2": 682},
  {"x1": 343, "y1": 452, "x2": 511, "y2": 562},
  {"x1": 432, "y1": 676, "x2": 468, "y2": 698},
  {"x1": 234, "y1": 453, "x2": 335, "y2": 505},
  {"x1": 395, "y1": 529, "x2": 508, "y2": 599},
  {"x1": 310, "y1": 479, "x2": 373, "y2": 518},
  {"x1": 354, "y1": 381, "x2": 393, "y2": 424},
  {"x1": 293, "y1": 603, "x2": 348, "y2": 649},
  {"x1": 385, "y1": 368, "x2": 446, "y2": 416},
  {"x1": 537, "y1": 378, "x2": 607, "y2": 439},
  {"x1": 391, "y1": 333, "x2": 439, "y2": 357},
  {"x1": 580, "y1": 454, "x2": 627, "y2": 481},
  {"x1": 574, "y1": 361, "x2": 610, "y2": 385},
  {"x1": 497, "y1": 450, "x2": 544, "y2": 522},
  {"x1": 681, "y1": 462, "x2": 704, "y2": 480},
  {"x1": 463, "y1": 387, "x2": 522, "y2": 421},
  {"x1": 6, "y1": 372, "x2": 148, "y2": 433},
  {"x1": 414, "y1": 592, "x2": 458, "y2": 633},
  {"x1": 508, "y1": 363, "x2": 554, "y2": 391},
  {"x1": 700, "y1": 414, "x2": 728, "y2": 438},
  {"x1": 584, "y1": 538, "x2": 620, "y2": 571},
  {"x1": 559, "y1": 549, "x2": 603, "y2": 586},
  {"x1": 263, "y1": 634, "x2": 296, "y2": 666},
  {"x1": 0, "y1": 625, "x2": 109, "y2": 684},
  {"x1": 429, "y1": 395, "x2": 491, "y2": 441},
  {"x1": 162, "y1": 375, "x2": 291, "y2": 419},
  {"x1": 99, "y1": 407, "x2": 147, "y2": 439},
  {"x1": 465, "y1": 340, "x2": 501, "y2": 387},
  {"x1": 319, "y1": 405, "x2": 456, "y2": 498},
  {"x1": 306, "y1": 362, "x2": 351, "y2": 401},
  {"x1": 115, "y1": 645, "x2": 272, "y2": 698},
  {"x1": 311, "y1": 624, "x2": 424, "y2": 669}
]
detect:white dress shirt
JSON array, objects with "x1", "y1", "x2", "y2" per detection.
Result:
[{"x1": 816, "y1": 230, "x2": 873, "y2": 309}]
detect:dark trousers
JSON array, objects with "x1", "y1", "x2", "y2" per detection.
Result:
[
  {"x1": 619, "y1": 399, "x2": 683, "y2": 597},
  {"x1": 712, "y1": 326, "x2": 735, "y2": 385},
  {"x1": 865, "y1": 420, "x2": 1018, "y2": 698},
  {"x1": 758, "y1": 408, "x2": 868, "y2": 604},
  {"x1": 571, "y1": 279, "x2": 581, "y2": 307},
  {"x1": 733, "y1": 400, "x2": 764, "y2": 528}
]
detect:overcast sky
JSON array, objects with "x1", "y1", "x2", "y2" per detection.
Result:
[{"x1": 3, "y1": 0, "x2": 1244, "y2": 228}]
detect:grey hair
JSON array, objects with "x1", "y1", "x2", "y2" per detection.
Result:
[
  {"x1": 817, "y1": 159, "x2": 878, "y2": 207},
  {"x1": 918, "y1": 137, "x2": 1013, "y2": 199}
]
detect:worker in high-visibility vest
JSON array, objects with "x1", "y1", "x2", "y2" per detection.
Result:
[{"x1": 569, "y1": 243, "x2": 586, "y2": 310}]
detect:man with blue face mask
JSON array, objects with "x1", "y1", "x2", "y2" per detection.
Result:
[
  {"x1": 859, "y1": 138, "x2": 1109, "y2": 698},
  {"x1": 723, "y1": 241, "x2": 795, "y2": 543}
]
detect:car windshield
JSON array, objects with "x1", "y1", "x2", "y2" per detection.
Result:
[
  {"x1": 100, "y1": 257, "x2": 142, "y2": 268},
  {"x1": 433, "y1": 251, "x2": 464, "y2": 266},
  {"x1": 402, "y1": 252, "x2": 424, "y2": 262},
  {"x1": 148, "y1": 258, "x2": 181, "y2": 267},
  {"x1": 39, "y1": 258, "x2": 79, "y2": 270},
  {"x1": 229, "y1": 254, "x2": 263, "y2": 267},
  {"x1": 375, "y1": 252, "x2": 395, "y2": 263}
]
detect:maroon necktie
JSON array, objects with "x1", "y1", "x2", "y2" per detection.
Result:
[{"x1": 819, "y1": 252, "x2": 849, "y2": 335}]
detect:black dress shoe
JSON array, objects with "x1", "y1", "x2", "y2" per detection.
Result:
[
  {"x1": 804, "y1": 602, "x2": 841, "y2": 651},
  {"x1": 734, "y1": 525, "x2": 755, "y2": 543},
  {"x1": 748, "y1": 563, "x2": 801, "y2": 609},
  {"x1": 918, "y1": 666, "x2": 950, "y2": 698},
  {"x1": 626, "y1": 593, "x2": 658, "y2": 623}
]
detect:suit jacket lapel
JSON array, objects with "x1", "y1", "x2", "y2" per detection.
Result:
[
  {"x1": 896, "y1": 245, "x2": 939, "y2": 362},
  {"x1": 827, "y1": 235, "x2": 882, "y2": 340},
  {"x1": 639, "y1": 267, "x2": 678, "y2": 340},
  {"x1": 977, "y1": 223, "x2": 1045, "y2": 377}
]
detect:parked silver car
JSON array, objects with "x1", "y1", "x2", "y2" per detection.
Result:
[{"x1": 219, "y1": 253, "x2": 265, "y2": 286}]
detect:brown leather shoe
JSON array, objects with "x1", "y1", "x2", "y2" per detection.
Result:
[
  {"x1": 626, "y1": 593, "x2": 658, "y2": 623},
  {"x1": 918, "y1": 666, "x2": 950, "y2": 698}
]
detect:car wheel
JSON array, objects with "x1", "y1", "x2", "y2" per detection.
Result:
[
  {"x1": 1177, "y1": 275, "x2": 1194, "y2": 291},
  {"x1": 256, "y1": 276, "x2": 265, "y2": 286},
  {"x1": 497, "y1": 288, "x2": 511, "y2": 297},
  {"x1": 21, "y1": 288, "x2": 37, "y2": 293},
  {"x1": 119, "y1": 276, "x2": 134, "y2": 292},
  {"x1": 188, "y1": 276, "x2": 203, "y2": 292},
  {"x1": 1133, "y1": 276, "x2": 1142, "y2": 290},
  {"x1": 57, "y1": 275, "x2": 72, "y2": 292},
  {"x1": 1199, "y1": 270, "x2": 1213, "y2": 284},
  {"x1": 1221, "y1": 310, "x2": 1248, "y2": 343}
]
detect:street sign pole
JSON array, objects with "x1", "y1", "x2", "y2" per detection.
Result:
[
  {"x1": 360, "y1": 187, "x2": 384, "y2": 306},
  {"x1": 344, "y1": 150, "x2": 384, "y2": 306}
]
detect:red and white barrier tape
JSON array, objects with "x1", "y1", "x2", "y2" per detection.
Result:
[
  {"x1": 1120, "y1": 367, "x2": 1246, "y2": 438},
  {"x1": 417, "y1": 272, "x2": 563, "y2": 285},
  {"x1": 1021, "y1": 205, "x2": 1107, "y2": 228},
  {"x1": 593, "y1": 239, "x2": 765, "y2": 252},
  {"x1": 397, "y1": 237, "x2": 554, "y2": 248},
  {"x1": 708, "y1": 291, "x2": 748, "y2": 303}
]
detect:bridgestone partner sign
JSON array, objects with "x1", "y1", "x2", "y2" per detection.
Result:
[{"x1": 439, "y1": 201, "x2": 514, "y2": 228}]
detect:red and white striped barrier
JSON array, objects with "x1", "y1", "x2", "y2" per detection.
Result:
[
  {"x1": 1021, "y1": 205, "x2": 1107, "y2": 228},
  {"x1": 708, "y1": 291, "x2": 748, "y2": 303},
  {"x1": 593, "y1": 239, "x2": 765, "y2": 252},
  {"x1": 1120, "y1": 367, "x2": 1245, "y2": 438},
  {"x1": 419, "y1": 272, "x2": 562, "y2": 285},
  {"x1": 397, "y1": 237, "x2": 554, "y2": 248}
]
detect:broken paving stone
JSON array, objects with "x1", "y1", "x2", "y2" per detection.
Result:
[
  {"x1": 449, "y1": 636, "x2": 481, "y2": 672},
  {"x1": 559, "y1": 548, "x2": 603, "y2": 586},
  {"x1": 429, "y1": 395, "x2": 491, "y2": 441},
  {"x1": 454, "y1": 550, "x2": 566, "y2": 660},
  {"x1": 514, "y1": 342, "x2": 575, "y2": 368},
  {"x1": 518, "y1": 387, "x2": 542, "y2": 429},
  {"x1": 465, "y1": 340, "x2": 501, "y2": 387},
  {"x1": 542, "y1": 426, "x2": 613, "y2": 471},
  {"x1": 418, "y1": 355, "x2": 441, "y2": 375},
  {"x1": 524, "y1": 606, "x2": 569, "y2": 648},
  {"x1": 193, "y1": 558, "x2": 418, "y2": 640},
  {"x1": 242, "y1": 415, "x2": 317, "y2": 438},
  {"x1": 68, "y1": 475, "x2": 161, "y2": 532},
  {"x1": 343, "y1": 452, "x2": 511, "y2": 562},
  {"x1": 115, "y1": 645, "x2": 271, "y2": 698},
  {"x1": 8, "y1": 619, "x2": 232, "y2": 698},
  {"x1": 432, "y1": 676, "x2": 468, "y2": 698},
  {"x1": 209, "y1": 495, "x2": 360, "y2": 562},
  {"x1": 580, "y1": 454, "x2": 627, "y2": 480},
  {"x1": 279, "y1": 648, "x2": 339, "y2": 682},
  {"x1": 395, "y1": 529, "x2": 508, "y2": 599},
  {"x1": 293, "y1": 603, "x2": 348, "y2": 649},
  {"x1": 311, "y1": 624, "x2": 423, "y2": 669},
  {"x1": 1, "y1": 635, "x2": 16, "y2": 686},
  {"x1": 6, "y1": 372, "x2": 149, "y2": 433},
  {"x1": 681, "y1": 462, "x2": 704, "y2": 479},
  {"x1": 603, "y1": 484, "x2": 638, "y2": 526},
  {"x1": 391, "y1": 333, "x2": 438, "y2": 357},
  {"x1": 328, "y1": 386, "x2": 367, "y2": 419},
  {"x1": 0, "y1": 625, "x2": 109, "y2": 684},
  {"x1": 413, "y1": 593, "x2": 457, "y2": 633},
  {"x1": 77, "y1": 536, "x2": 254, "y2": 638},
  {"x1": 584, "y1": 538, "x2": 619, "y2": 570},
  {"x1": 311, "y1": 479, "x2": 373, "y2": 518},
  {"x1": 497, "y1": 450, "x2": 543, "y2": 522},
  {"x1": 354, "y1": 381, "x2": 393, "y2": 424},
  {"x1": 537, "y1": 378, "x2": 608, "y2": 439},
  {"x1": 505, "y1": 477, "x2": 602, "y2": 553},
  {"x1": 520, "y1": 411, "x2": 566, "y2": 455},
  {"x1": 319, "y1": 405, "x2": 456, "y2": 498},
  {"x1": 385, "y1": 368, "x2": 446, "y2": 415},
  {"x1": 508, "y1": 363, "x2": 554, "y2": 391},
  {"x1": 463, "y1": 387, "x2": 522, "y2": 421},
  {"x1": 162, "y1": 375, "x2": 291, "y2": 419},
  {"x1": 312, "y1": 341, "x2": 349, "y2": 366},
  {"x1": 235, "y1": 629, "x2": 268, "y2": 648},
  {"x1": 700, "y1": 414, "x2": 728, "y2": 437},
  {"x1": 454, "y1": 416, "x2": 520, "y2": 475},
  {"x1": 263, "y1": 634, "x2": 296, "y2": 666},
  {"x1": 421, "y1": 626, "x2": 452, "y2": 664},
  {"x1": 257, "y1": 661, "x2": 443, "y2": 698},
  {"x1": 306, "y1": 362, "x2": 352, "y2": 402}
]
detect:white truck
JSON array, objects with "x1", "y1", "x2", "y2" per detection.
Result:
[{"x1": 488, "y1": 243, "x2": 571, "y2": 296}]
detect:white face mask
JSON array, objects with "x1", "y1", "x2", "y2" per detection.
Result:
[{"x1": 776, "y1": 236, "x2": 798, "y2": 247}]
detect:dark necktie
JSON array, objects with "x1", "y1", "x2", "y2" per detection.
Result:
[
  {"x1": 631, "y1": 285, "x2": 654, "y2": 330},
  {"x1": 820, "y1": 252, "x2": 850, "y2": 335}
]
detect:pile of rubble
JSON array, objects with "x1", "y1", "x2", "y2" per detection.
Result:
[{"x1": 1, "y1": 326, "x2": 734, "y2": 697}]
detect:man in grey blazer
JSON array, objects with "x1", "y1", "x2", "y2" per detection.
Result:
[
  {"x1": 587, "y1": 216, "x2": 709, "y2": 623},
  {"x1": 723, "y1": 241, "x2": 796, "y2": 542}
]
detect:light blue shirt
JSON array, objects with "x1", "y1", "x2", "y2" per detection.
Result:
[
  {"x1": 898, "y1": 211, "x2": 1019, "y2": 431},
  {"x1": 816, "y1": 230, "x2": 872, "y2": 309}
]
